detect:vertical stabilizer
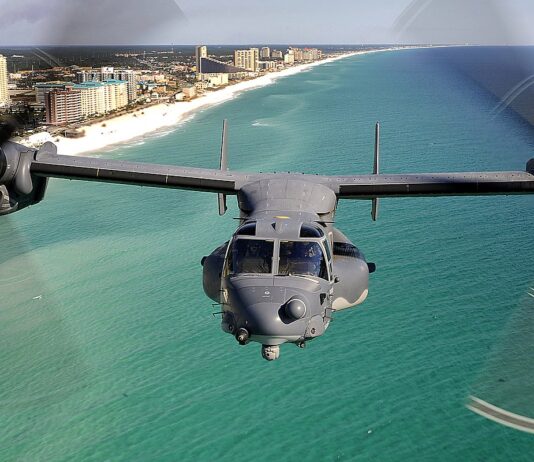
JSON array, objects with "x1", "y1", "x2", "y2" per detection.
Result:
[
  {"x1": 218, "y1": 119, "x2": 228, "y2": 216},
  {"x1": 371, "y1": 122, "x2": 380, "y2": 221}
]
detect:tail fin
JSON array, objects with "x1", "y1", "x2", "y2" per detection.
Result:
[
  {"x1": 218, "y1": 119, "x2": 228, "y2": 216},
  {"x1": 371, "y1": 122, "x2": 380, "y2": 221}
]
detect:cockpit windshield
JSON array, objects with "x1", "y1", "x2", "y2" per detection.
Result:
[
  {"x1": 228, "y1": 239, "x2": 274, "y2": 274},
  {"x1": 278, "y1": 241, "x2": 328, "y2": 279}
]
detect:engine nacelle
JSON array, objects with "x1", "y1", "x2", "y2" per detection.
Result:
[
  {"x1": 201, "y1": 241, "x2": 228, "y2": 303},
  {"x1": 331, "y1": 230, "x2": 369, "y2": 311},
  {"x1": 0, "y1": 141, "x2": 49, "y2": 216}
]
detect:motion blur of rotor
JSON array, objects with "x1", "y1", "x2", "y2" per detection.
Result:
[
  {"x1": 393, "y1": 0, "x2": 534, "y2": 434},
  {"x1": 0, "y1": 0, "x2": 188, "y2": 411}
]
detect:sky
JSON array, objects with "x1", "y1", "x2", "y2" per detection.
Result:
[{"x1": 1, "y1": 0, "x2": 534, "y2": 46}]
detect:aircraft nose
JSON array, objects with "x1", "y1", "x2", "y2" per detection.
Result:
[
  {"x1": 226, "y1": 279, "x2": 322, "y2": 343},
  {"x1": 234, "y1": 296, "x2": 310, "y2": 340},
  {"x1": 245, "y1": 301, "x2": 287, "y2": 336}
]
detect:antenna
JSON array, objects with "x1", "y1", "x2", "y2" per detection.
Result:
[
  {"x1": 218, "y1": 119, "x2": 228, "y2": 216},
  {"x1": 371, "y1": 122, "x2": 380, "y2": 221}
]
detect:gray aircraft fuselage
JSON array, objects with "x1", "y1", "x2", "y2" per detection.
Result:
[
  {"x1": 1, "y1": 131, "x2": 533, "y2": 362},
  {"x1": 201, "y1": 177, "x2": 371, "y2": 360}
]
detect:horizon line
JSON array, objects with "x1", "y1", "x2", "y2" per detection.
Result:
[{"x1": 1, "y1": 43, "x2": 533, "y2": 48}]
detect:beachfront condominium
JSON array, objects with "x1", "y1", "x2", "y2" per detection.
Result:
[
  {"x1": 286, "y1": 47, "x2": 322, "y2": 63},
  {"x1": 0, "y1": 55, "x2": 10, "y2": 107},
  {"x1": 234, "y1": 48, "x2": 259, "y2": 72},
  {"x1": 195, "y1": 45, "x2": 208, "y2": 76},
  {"x1": 284, "y1": 50, "x2": 295, "y2": 65},
  {"x1": 44, "y1": 80, "x2": 128, "y2": 125},
  {"x1": 76, "y1": 80, "x2": 128, "y2": 116},
  {"x1": 195, "y1": 45, "x2": 247, "y2": 82},
  {"x1": 45, "y1": 88, "x2": 82, "y2": 125},
  {"x1": 35, "y1": 82, "x2": 75, "y2": 105},
  {"x1": 260, "y1": 47, "x2": 270, "y2": 59},
  {"x1": 76, "y1": 68, "x2": 137, "y2": 102}
]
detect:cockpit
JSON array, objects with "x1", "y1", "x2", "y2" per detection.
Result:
[
  {"x1": 224, "y1": 222, "x2": 332, "y2": 280},
  {"x1": 229, "y1": 239, "x2": 274, "y2": 274},
  {"x1": 278, "y1": 241, "x2": 328, "y2": 279}
]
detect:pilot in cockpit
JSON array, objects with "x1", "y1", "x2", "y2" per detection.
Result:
[{"x1": 234, "y1": 239, "x2": 273, "y2": 274}]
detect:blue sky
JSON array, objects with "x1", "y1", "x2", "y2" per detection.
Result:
[{"x1": 1, "y1": 0, "x2": 534, "y2": 46}]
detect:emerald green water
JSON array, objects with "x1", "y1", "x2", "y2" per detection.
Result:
[{"x1": 1, "y1": 48, "x2": 533, "y2": 461}]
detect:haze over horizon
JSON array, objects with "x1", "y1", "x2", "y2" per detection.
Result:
[{"x1": 1, "y1": 0, "x2": 534, "y2": 47}]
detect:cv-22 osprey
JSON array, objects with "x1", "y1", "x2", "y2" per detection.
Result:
[{"x1": 1, "y1": 121, "x2": 534, "y2": 360}]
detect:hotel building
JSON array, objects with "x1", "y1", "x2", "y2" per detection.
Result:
[
  {"x1": 234, "y1": 48, "x2": 259, "y2": 72},
  {"x1": 195, "y1": 45, "x2": 208, "y2": 76},
  {"x1": 195, "y1": 45, "x2": 247, "y2": 83},
  {"x1": 45, "y1": 88, "x2": 82, "y2": 125},
  {"x1": 44, "y1": 80, "x2": 128, "y2": 125},
  {"x1": 36, "y1": 82, "x2": 75, "y2": 105},
  {"x1": 76, "y1": 68, "x2": 137, "y2": 102},
  {"x1": 0, "y1": 55, "x2": 10, "y2": 107}
]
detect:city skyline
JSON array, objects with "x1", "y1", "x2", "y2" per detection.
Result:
[{"x1": 2, "y1": 0, "x2": 534, "y2": 46}]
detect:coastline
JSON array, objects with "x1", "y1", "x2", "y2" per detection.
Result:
[{"x1": 22, "y1": 47, "x2": 413, "y2": 156}]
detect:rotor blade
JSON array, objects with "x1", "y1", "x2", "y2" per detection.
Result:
[
  {"x1": 467, "y1": 290, "x2": 534, "y2": 432},
  {"x1": 0, "y1": 0, "x2": 187, "y2": 47},
  {"x1": 0, "y1": 219, "x2": 89, "y2": 410},
  {"x1": 392, "y1": 0, "x2": 534, "y2": 127},
  {"x1": 393, "y1": 0, "x2": 509, "y2": 45},
  {"x1": 467, "y1": 396, "x2": 534, "y2": 434}
]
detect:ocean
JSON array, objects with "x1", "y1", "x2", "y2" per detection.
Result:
[{"x1": 1, "y1": 47, "x2": 533, "y2": 461}]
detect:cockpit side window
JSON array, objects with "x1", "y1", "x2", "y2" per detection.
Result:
[
  {"x1": 228, "y1": 239, "x2": 274, "y2": 274},
  {"x1": 323, "y1": 238, "x2": 332, "y2": 262},
  {"x1": 236, "y1": 222, "x2": 256, "y2": 236},
  {"x1": 300, "y1": 224, "x2": 324, "y2": 238},
  {"x1": 278, "y1": 241, "x2": 328, "y2": 279}
]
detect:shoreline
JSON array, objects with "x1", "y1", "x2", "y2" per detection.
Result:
[{"x1": 21, "y1": 47, "x2": 418, "y2": 156}]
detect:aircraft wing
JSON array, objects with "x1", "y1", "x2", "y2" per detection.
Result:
[
  {"x1": 0, "y1": 141, "x2": 256, "y2": 216},
  {"x1": 31, "y1": 148, "x2": 249, "y2": 194},
  {"x1": 323, "y1": 167, "x2": 534, "y2": 199},
  {"x1": 2, "y1": 140, "x2": 534, "y2": 217}
]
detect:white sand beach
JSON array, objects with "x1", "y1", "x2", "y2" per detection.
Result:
[{"x1": 22, "y1": 48, "x2": 410, "y2": 156}]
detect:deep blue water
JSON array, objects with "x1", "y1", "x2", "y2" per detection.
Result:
[{"x1": 1, "y1": 47, "x2": 533, "y2": 461}]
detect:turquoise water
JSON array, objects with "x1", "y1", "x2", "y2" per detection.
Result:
[{"x1": 1, "y1": 48, "x2": 533, "y2": 461}]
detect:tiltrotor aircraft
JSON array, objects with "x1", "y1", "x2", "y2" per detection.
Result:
[{"x1": 1, "y1": 121, "x2": 534, "y2": 362}]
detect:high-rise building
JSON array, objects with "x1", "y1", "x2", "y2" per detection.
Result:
[
  {"x1": 285, "y1": 47, "x2": 322, "y2": 63},
  {"x1": 101, "y1": 67, "x2": 114, "y2": 80},
  {"x1": 35, "y1": 82, "x2": 75, "y2": 105},
  {"x1": 102, "y1": 79, "x2": 128, "y2": 111},
  {"x1": 284, "y1": 49, "x2": 295, "y2": 65},
  {"x1": 258, "y1": 61, "x2": 277, "y2": 71},
  {"x1": 195, "y1": 45, "x2": 208, "y2": 75},
  {"x1": 195, "y1": 45, "x2": 245, "y2": 81},
  {"x1": 115, "y1": 70, "x2": 137, "y2": 102},
  {"x1": 77, "y1": 82, "x2": 106, "y2": 116},
  {"x1": 271, "y1": 50, "x2": 283, "y2": 60},
  {"x1": 75, "y1": 80, "x2": 128, "y2": 116},
  {"x1": 76, "y1": 69, "x2": 137, "y2": 102},
  {"x1": 45, "y1": 88, "x2": 82, "y2": 125},
  {"x1": 0, "y1": 55, "x2": 10, "y2": 107},
  {"x1": 260, "y1": 47, "x2": 271, "y2": 59},
  {"x1": 234, "y1": 48, "x2": 259, "y2": 72}
]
